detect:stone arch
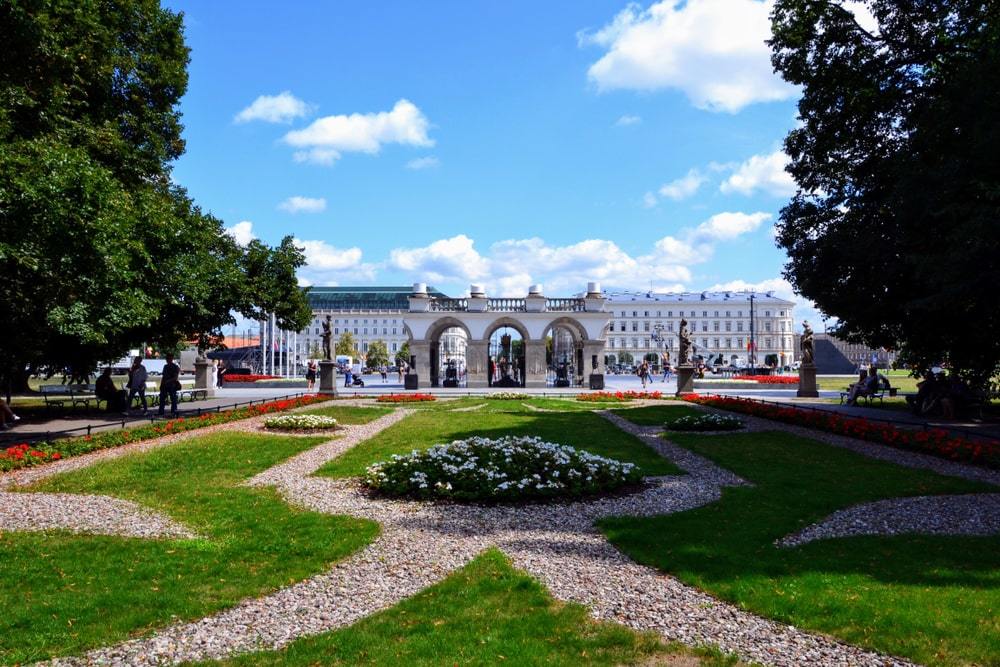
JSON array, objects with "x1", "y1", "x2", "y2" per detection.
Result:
[
  {"x1": 541, "y1": 316, "x2": 590, "y2": 343},
  {"x1": 481, "y1": 316, "x2": 531, "y2": 342},
  {"x1": 424, "y1": 317, "x2": 472, "y2": 388}
]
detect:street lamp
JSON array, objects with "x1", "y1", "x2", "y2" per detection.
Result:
[{"x1": 749, "y1": 293, "x2": 757, "y2": 372}]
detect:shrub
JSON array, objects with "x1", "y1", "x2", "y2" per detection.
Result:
[
  {"x1": 665, "y1": 414, "x2": 744, "y2": 431},
  {"x1": 577, "y1": 390, "x2": 663, "y2": 402},
  {"x1": 486, "y1": 392, "x2": 529, "y2": 400},
  {"x1": 263, "y1": 414, "x2": 338, "y2": 430},
  {"x1": 732, "y1": 375, "x2": 799, "y2": 385},
  {"x1": 363, "y1": 436, "x2": 642, "y2": 502},
  {"x1": 377, "y1": 394, "x2": 436, "y2": 403},
  {"x1": 221, "y1": 374, "x2": 280, "y2": 382}
]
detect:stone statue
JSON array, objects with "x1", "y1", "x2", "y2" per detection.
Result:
[
  {"x1": 678, "y1": 318, "x2": 692, "y2": 365},
  {"x1": 800, "y1": 321, "x2": 814, "y2": 365},
  {"x1": 321, "y1": 315, "x2": 332, "y2": 360}
]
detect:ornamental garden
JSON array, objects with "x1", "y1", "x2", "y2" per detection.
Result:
[{"x1": 2, "y1": 393, "x2": 998, "y2": 666}]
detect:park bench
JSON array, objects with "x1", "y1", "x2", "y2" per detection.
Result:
[
  {"x1": 39, "y1": 384, "x2": 102, "y2": 410},
  {"x1": 839, "y1": 388, "x2": 886, "y2": 405},
  {"x1": 130, "y1": 381, "x2": 206, "y2": 408}
]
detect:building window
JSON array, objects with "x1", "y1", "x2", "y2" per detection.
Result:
[
  {"x1": 765, "y1": 311, "x2": 771, "y2": 317},
  {"x1": 765, "y1": 322, "x2": 772, "y2": 332},
  {"x1": 334, "y1": 327, "x2": 339, "y2": 334},
  {"x1": 725, "y1": 321, "x2": 732, "y2": 332},
  {"x1": 701, "y1": 322, "x2": 708, "y2": 332},
  {"x1": 737, "y1": 337, "x2": 744, "y2": 349},
  {"x1": 643, "y1": 338, "x2": 649, "y2": 348},
  {"x1": 668, "y1": 322, "x2": 674, "y2": 332},
  {"x1": 643, "y1": 321, "x2": 650, "y2": 332},
  {"x1": 632, "y1": 322, "x2": 638, "y2": 332},
  {"x1": 737, "y1": 322, "x2": 744, "y2": 332},
  {"x1": 363, "y1": 342, "x2": 368, "y2": 352},
  {"x1": 766, "y1": 338, "x2": 772, "y2": 348},
  {"x1": 392, "y1": 342, "x2": 397, "y2": 352},
  {"x1": 713, "y1": 338, "x2": 720, "y2": 348},
  {"x1": 632, "y1": 311, "x2": 637, "y2": 317},
  {"x1": 392, "y1": 328, "x2": 397, "y2": 335},
  {"x1": 713, "y1": 321, "x2": 720, "y2": 332},
  {"x1": 725, "y1": 338, "x2": 732, "y2": 348},
  {"x1": 620, "y1": 322, "x2": 626, "y2": 332},
  {"x1": 354, "y1": 328, "x2": 358, "y2": 335},
  {"x1": 610, "y1": 338, "x2": 616, "y2": 349},
  {"x1": 644, "y1": 311, "x2": 649, "y2": 317}
]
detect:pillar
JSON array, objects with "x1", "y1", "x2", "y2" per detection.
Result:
[
  {"x1": 524, "y1": 339, "x2": 548, "y2": 388},
  {"x1": 319, "y1": 360, "x2": 337, "y2": 395},
  {"x1": 466, "y1": 340, "x2": 489, "y2": 388},
  {"x1": 408, "y1": 340, "x2": 430, "y2": 389},
  {"x1": 194, "y1": 356, "x2": 217, "y2": 398}
]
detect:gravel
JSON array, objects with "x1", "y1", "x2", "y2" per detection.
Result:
[
  {"x1": 0, "y1": 491, "x2": 198, "y2": 539},
  {"x1": 777, "y1": 493, "x2": 1000, "y2": 547},
  {"x1": 45, "y1": 407, "x2": 915, "y2": 666}
]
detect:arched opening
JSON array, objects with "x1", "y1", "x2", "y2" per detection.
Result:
[
  {"x1": 426, "y1": 318, "x2": 471, "y2": 388},
  {"x1": 487, "y1": 324, "x2": 525, "y2": 388},
  {"x1": 546, "y1": 325, "x2": 579, "y2": 387}
]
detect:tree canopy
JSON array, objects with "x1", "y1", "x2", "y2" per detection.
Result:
[
  {"x1": 0, "y1": 0, "x2": 311, "y2": 393},
  {"x1": 365, "y1": 340, "x2": 390, "y2": 369},
  {"x1": 335, "y1": 331, "x2": 357, "y2": 358},
  {"x1": 770, "y1": 0, "x2": 1000, "y2": 389}
]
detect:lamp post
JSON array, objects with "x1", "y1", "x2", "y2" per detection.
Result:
[
  {"x1": 651, "y1": 323, "x2": 666, "y2": 369},
  {"x1": 749, "y1": 293, "x2": 756, "y2": 373}
]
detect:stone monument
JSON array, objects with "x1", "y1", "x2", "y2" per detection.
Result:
[
  {"x1": 193, "y1": 353, "x2": 217, "y2": 398},
  {"x1": 675, "y1": 318, "x2": 695, "y2": 395},
  {"x1": 796, "y1": 320, "x2": 818, "y2": 397},
  {"x1": 318, "y1": 314, "x2": 337, "y2": 395}
]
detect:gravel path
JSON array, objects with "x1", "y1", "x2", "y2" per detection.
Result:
[
  {"x1": 0, "y1": 491, "x2": 197, "y2": 539},
  {"x1": 777, "y1": 493, "x2": 1000, "y2": 547},
  {"x1": 48, "y1": 407, "x2": 915, "y2": 666}
]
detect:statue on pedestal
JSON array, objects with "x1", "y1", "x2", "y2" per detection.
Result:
[
  {"x1": 321, "y1": 315, "x2": 332, "y2": 360},
  {"x1": 800, "y1": 321, "x2": 814, "y2": 365},
  {"x1": 678, "y1": 318, "x2": 692, "y2": 365}
]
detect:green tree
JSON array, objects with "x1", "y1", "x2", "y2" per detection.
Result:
[
  {"x1": 0, "y1": 1, "x2": 311, "y2": 398},
  {"x1": 395, "y1": 341, "x2": 410, "y2": 365},
  {"x1": 770, "y1": 0, "x2": 1000, "y2": 391},
  {"x1": 335, "y1": 331, "x2": 357, "y2": 358},
  {"x1": 365, "y1": 340, "x2": 389, "y2": 368}
]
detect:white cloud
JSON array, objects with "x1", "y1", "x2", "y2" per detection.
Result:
[
  {"x1": 406, "y1": 156, "x2": 440, "y2": 170},
  {"x1": 284, "y1": 99, "x2": 433, "y2": 165},
  {"x1": 234, "y1": 91, "x2": 313, "y2": 124},
  {"x1": 293, "y1": 238, "x2": 376, "y2": 286},
  {"x1": 658, "y1": 168, "x2": 707, "y2": 201},
  {"x1": 224, "y1": 220, "x2": 256, "y2": 246},
  {"x1": 642, "y1": 191, "x2": 658, "y2": 208},
  {"x1": 707, "y1": 277, "x2": 832, "y2": 331},
  {"x1": 615, "y1": 114, "x2": 642, "y2": 126},
  {"x1": 720, "y1": 150, "x2": 796, "y2": 197},
  {"x1": 580, "y1": 0, "x2": 797, "y2": 113},
  {"x1": 278, "y1": 196, "x2": 327, "y2": 214},
  {"x1": 386, "y1": 211, "x2": 767, "y2": 297}
]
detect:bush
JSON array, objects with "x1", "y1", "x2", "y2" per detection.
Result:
[
  {"x1": 263, "y1": 414, "x2": 338, "y2": 430},
  {"x1": 665, "y1": 414, "x2": 744, "y2": 431},
  {"x1": 222, "y1": 374, "x2": 280, "y2": 382},
  {"x1": 732, "y1": 375, "x2": 798, "y2": 385},
  {"x1": 377, "y1": 394, "x2": 436, "y2": 403},
  {"x1": 486, "y1": 392, "x2": 529, "y2": 400},
  {"x1": 577, "y1": 390, "x2": 663, "y2": 402},
  {"x1": 363, "y1": 436, "x2": 642, "y2": 502}
]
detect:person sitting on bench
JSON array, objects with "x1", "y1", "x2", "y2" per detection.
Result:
[
  {"x1": 845, "y1": 369, "x2": 879, "y2": 405},
  {"x1": 0, "y1": 399, "x2": 20, "y2": 430},
  {"x1": 95, "y1": 367, "x2": 127, "y2": 412}
]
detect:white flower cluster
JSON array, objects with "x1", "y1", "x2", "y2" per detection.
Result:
[
  {"x1": 665, "y1": 414, "x2": 743, "y2": 431},
  {"x1": 263, "y1": 414, "x2": 338, "y2": 430},
  {"x1": 363, "y1": 435, "x2": 641, "y2": 502},
  {"x1": 486, "y1": 392, "x2": 529, "y2": 400}
]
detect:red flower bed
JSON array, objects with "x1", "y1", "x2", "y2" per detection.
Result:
[
  {"x1": 0, "y1": 394, "x2": 330, "y2": 473},
  {"x1": 222, "y1": 374, "x2": 280, "y2": 382},
  {"x1": 577, "y1": 390, "x2": 664, "y2": 402},
  {"x1": 684, "y1": 395, "x2": 1000, "y2": 469},
  {"x1": 377, "y1": 393, "x2": 436, "y2": 403},
  {"x1": 732, "y1": 375, "x2": 799, "y2": 384}
]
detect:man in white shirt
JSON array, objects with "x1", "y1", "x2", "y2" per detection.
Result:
[{"x1": 126, "y1": 357, "x2": 148, "y2": 413}]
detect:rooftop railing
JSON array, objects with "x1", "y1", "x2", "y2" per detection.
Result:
[{"x1": 426, "y1": 297, "x2": 587, "y2": 312}]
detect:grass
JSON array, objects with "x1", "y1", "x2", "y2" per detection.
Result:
[
  {"x1": 816, "y1": 374, "x2": 921, "y2": 393},
  {"x1": 300, "y1": 404, "x2": 392, "y2": 424},
  {"x1": 600, "y1": 430, "x2": 1000, "y2": 666},
  {"x1": 198, "y1": 549, "x2": 741, "y2": 667},
  {"x1": 0, "y1": 432, "x2": 377, "y2": 665},
  {"x1": 610, "y1": 404, "x2": 704, "y2": 426},
  {"x1": 315, "y1": 405, "x2": 683, "y2": 478}
]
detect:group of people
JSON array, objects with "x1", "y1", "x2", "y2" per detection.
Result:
[
  {"x1": 843, "y1": 368, "x2": 889, "y2": 405},
  {"x1": 95, "y1": 355, "x2": 182, "y2": 417}
]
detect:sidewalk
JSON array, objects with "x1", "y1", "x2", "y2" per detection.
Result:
[{"x1": 0, "y1": 389, "x2": 311, "y2": 445}]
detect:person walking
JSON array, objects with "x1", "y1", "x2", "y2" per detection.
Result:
[
  {"x1": 157, "y1": 354, "x2": 181, "y2": 418},
  {"x1": 343, "y1": 364, "x2": 353, "y2": 388},
  {"x1": 638, "y1": 361, "x2": 649, "y2": 389},
  {"x1": 306, "y1": 361, "x2": 317, "y2": 390},
  {"x1": 126, "y1": 357, "x2": 148, "y2": 414}
]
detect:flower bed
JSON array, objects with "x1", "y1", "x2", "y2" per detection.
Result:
[
  {"x1": 486, "y1": 392, "x2": 529, "y2": 400},
  {"x1": 685, "y1": 395, "x2": 1000, "y2": 469},
  {"x1": 263, "y1": 414, "x2": 338, "y2": 430},
  {"x1": 665, "y1": 414, "x2": 744, "y2": 431},
  {"x1": 376, "y1": 394, "x2": 436, "y2": 403},
  {"x1": 0, "y1": 394, "x2": 330, "y2": 473},
  {"x1": 221, "y1": 374, "x2": 280, "y2": 383},
  {"x1": 577, "y1": 390, "x2": 663, "y2": 402},
  {"x1": 732, "y1": 375, "x2": 799, "y2": 385},
  {"x1": 363, "y1": 435, "x2": 641, "y2": 502}
]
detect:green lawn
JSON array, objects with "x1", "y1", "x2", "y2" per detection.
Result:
[
  {"x1": 610, "y1": 403, "x2": 703, "y2": 426},
  {"x1": 198, "y1": 549, "x2": 743, "y2": 667},
  {"x1": 300, "y1": 404, "x2": 393, "y2": 424},
  {"x1": 600, "y1": 430, "x2": 1000, "y2": 666},
  {"x1": 816, "y1": 374, "x2": 921, "y2": 393},
  {"x1": 315, "y1": 406, "x2": 683, "y2": 478},
  {"x1": 0, "y1": 432, "x2": 377, "y2": 665}
]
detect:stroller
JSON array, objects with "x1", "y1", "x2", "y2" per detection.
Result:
[{"x1": 351, "y1": 375, "x2": 365, "y2": 388}]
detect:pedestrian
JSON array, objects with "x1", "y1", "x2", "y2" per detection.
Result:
[
  {"x1": 0, "y1": 399, "x2": 20, "y2": 430},
  {"x1": 306, "y1": 361, "x2": 317, "y2": 390},
  {"x1": 126, "y1": 357, "x2": 148, "y2": 414},
  {"x1": 661, "y1": 359, "x2": 671, "y2": 383},
  {"x1": 639, "y1": 361, "x2": 650, "y2": 388},
  {"x1": 344, "y1": 364, "x2": 353, "y2": 388},
  {"x1": 95, "y1": 367, "x2": 127, "y2": 412},
  {"x1": 157, "y1": 354, "x2": 181, "y2": 418},
  {"x1": 397, "y1": 364, "x2": 404, "y2": 383},
  {"x1": 381, "y1": 366, "x2": 388, "y2": 383}
]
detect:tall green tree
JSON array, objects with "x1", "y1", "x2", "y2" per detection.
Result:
[
  {"x1": 335, "y1": 331, "x2": 357, "y2": 358},
  {"x1": 365, "y1": 340, "x2": 389, "y2": 368},
  {"x1": 770, "y1": 0, "x2": 1000, "y2": 390},
  {"x1": 0, "y1": 0, "x2": 311, "y2": 396}
]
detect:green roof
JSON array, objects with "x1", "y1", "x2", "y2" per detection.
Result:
[{"x1": 304, "y1": 286, "x2": 449, "y2": 310}]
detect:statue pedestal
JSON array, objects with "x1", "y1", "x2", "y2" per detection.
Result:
[
  {"x1": 194, "y1": 357, "x2": 216, "y2": 398},
  {"x1": 797, "y1": 363, "x2": 819, "y2": 397},
  {"x1": 404, "y1": 373, "x2": 419, "y2": 390},
  {"x1": 675, "y1": 365, "x2": 696, "y2": 395},
  {"x1": 589, "y1": 374, "x2": 605, "y2": 390},
  {"x1": 319, "y1": 361, "x2": 337, "y2": 395}
]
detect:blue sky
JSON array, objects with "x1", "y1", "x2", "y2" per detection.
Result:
[{"x1": 166, "y1": 0, "x2": 842, "y2": 321}]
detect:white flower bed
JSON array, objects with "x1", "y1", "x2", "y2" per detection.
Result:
[
  {"x1": 486, "y1": 392, "x2": 529, "y2": 400},
  {"x1": 363, "y1": 435, "x2": 642, "y2": 502},
  {"x1": 263, "y1": 414, "x2": 338, "y2": 430},
  {"x1": 665, "y1": 414, "x2": 744, "y2": 432}
]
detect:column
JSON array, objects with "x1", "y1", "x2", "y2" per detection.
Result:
[
  {"x1": 466, "y1": 340, "x2": 490, "y2": 388},
  {"x1": 524, "y1": 339, "x2": 547, "y2": 389},
  {"x1": 408, "y1": 340, "x2": 430, "y2": 389}
]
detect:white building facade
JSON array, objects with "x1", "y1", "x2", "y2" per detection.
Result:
[{"x1": 603, "y1": 290, "x2": 796, "y2": 369}]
